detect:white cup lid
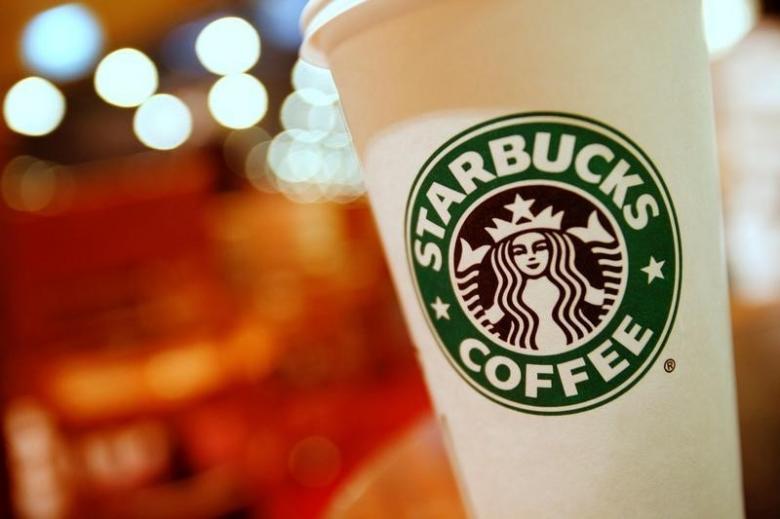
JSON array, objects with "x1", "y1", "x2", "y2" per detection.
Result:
[{"x1": 300, "y1": 0, "x2": 372, "y2": 66}]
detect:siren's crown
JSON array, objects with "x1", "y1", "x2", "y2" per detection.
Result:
[{"x1": 485, "y1": 194, "x2": 564, "y2": 243}]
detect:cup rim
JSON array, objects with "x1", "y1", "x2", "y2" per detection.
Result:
[
  {"x1": 300, "y1": 0, "x2": 371, "y2": 66},
  {"x1": 300, "y1": 0, "x2": 356, "y2": 34},
  {"x1": 301, "y1": 0, "x2": 428, "y2": 67}
]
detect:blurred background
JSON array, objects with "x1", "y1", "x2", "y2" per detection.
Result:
[{"x1": 0, "y1": 0, "x2": 777, "y2": 517}]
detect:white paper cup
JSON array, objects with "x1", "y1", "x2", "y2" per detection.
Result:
[{"x1": 302, "y1": 1, "x2": 743, "y2": 517}]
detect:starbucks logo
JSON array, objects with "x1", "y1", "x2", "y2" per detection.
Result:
[
  {"x1": 453, "y1": 182, "x2": 628, "y2": 356},
  {"x1": 405, "y1": 113, "x2": 681, "y2": 414}
]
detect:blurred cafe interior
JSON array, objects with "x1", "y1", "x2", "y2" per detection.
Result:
[{"x1": 0, "y1": 0, "x2": 779, "y2": 517}]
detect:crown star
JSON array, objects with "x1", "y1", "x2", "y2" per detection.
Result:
[
  {"x1": 505, "y1": 194, "x2": 535, "y2": 223},
  {"x1": 485, "y1": 196, "x2": 564, "y2": 243}
]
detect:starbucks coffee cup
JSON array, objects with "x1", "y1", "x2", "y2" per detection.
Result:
[{"x1": 302, "y1": 1, "x2": 743, "y2": 517}]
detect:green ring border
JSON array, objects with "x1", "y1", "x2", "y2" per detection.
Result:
[{"x1": 403, "y1": 111, "x2": 683, "y2": 416}]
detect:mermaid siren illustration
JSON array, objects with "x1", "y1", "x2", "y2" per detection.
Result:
[{"x1": 455, "y1": 193, "x2": 625, "y2": 354}]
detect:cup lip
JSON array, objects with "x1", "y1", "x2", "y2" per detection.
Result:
[
  {"x1": 301, "y1": 0, "x2": 426, "y2": 67},
  {"x1": 300, "y1": 0, "x2": 354, "y2": 34},
  {"x1": 300, "y1": 0, "x2": 371, "y2": 66}
]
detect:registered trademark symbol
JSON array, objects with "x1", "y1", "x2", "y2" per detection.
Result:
[{"x1": 663, "y1": 358, "x2": 676, "y2": 373}]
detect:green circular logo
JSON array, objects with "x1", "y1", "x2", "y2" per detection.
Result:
[{"x1": 405, "y1": 113, "x2": 681, "y2": 414}]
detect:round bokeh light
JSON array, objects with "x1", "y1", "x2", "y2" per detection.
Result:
[
  {"x1": 94, "y1": 48, "x2": 158, "y2": 108},
  {"x1": 21, "y1": 3, "x2": 103, "y2": 81},
  {"x1": 3, "y1": 77, "x2": 66, "y2": 136},
  {"x1": 195, "y1": 17, "x2": 261, "y2": 75},
  {"x1": 281, "y1": 91, "x2": 338, "y2": 133},
  {"x1": 208, "y1": 74, "x2": 268, "y2": 129},
  {"x1": 291, "y1": 59, "x2": 339, "y2": 105},
  {"x1": 133, "y1": 94, "x2": 192, "y2": 150},
  {"x1": 703, "y1": 0, "x2": 757, "y2": 58}
]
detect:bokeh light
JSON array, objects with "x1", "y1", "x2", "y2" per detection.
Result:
[
  {"x1": 292, "y1": 59, "x2": 339, "y2": 105},
  {"x1": 1, "y1": 156, "x2": 59, "y2": 212},
  {"x1": 271, "y1": 133, "x2": 324, "y2": 184},
  {"x1": 267, "y1": 129, "x2": 365, "y2": 204},
  {"x1": 3, "y1": 77, "x2": 66, "y2": 137},
  {"x1": 21, "y1": 3, "x2": 103, "y2": 81},
  {"x1": 259, "y1": 54, "x2": 367, "y2": 205},
  {"x1": 133, "y1": 94, "x2": 192, "y2": 150},
  {"x1": 195, "y1": 17, "x2": 261, "y2": 75},
  {"x1": 208, "y1": 74, "x2": 269, "y2": 129},
  {"x1": 281, "y1": 91, "x2": 339, "y2": 133},
  {"x1": 269, "y1": 66, "x2": 364, "y2": 205},
  {"x1": 94, "y1": 48, "x2": 158, "y2": 108},
  {"x1": 4, "y1": 401, "x2": 66, "y2": 519},
  {"x1": 704, "y1": 0, "x2": 757, "y2": 57},
  {"x1": 267, "y1": 131, "x2": 328, "y2": 202}
]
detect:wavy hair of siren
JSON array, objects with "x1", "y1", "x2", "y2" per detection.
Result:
[{"x1": 489, "y1": 230, "x2": 597, "y2": 351}]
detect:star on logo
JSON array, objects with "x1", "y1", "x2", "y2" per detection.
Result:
[
  {"x1": 641, "y1": 256, "x2": 665, "y2": 284},
  {"x1": 430, "y1": 296, "x2": 451, "y2": 320},
  {"x1": 504, "y1": 194, "x2": 536, "y2": 223}
]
